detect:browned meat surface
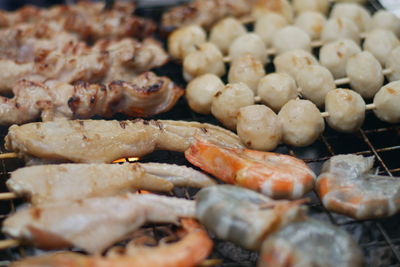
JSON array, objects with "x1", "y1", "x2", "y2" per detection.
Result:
[
  {"x1": 0, "y1": 2, "x2": 155, "y2": 41},
  {"x1": 0, "y1": 37, "x2": 168, "y2": 92},
  {"x1": 0, "y1": 72, "x2": 183, "y2": 125},
  {"x1": 162, "y1": 0, "x2": 254, "y2": 31}
]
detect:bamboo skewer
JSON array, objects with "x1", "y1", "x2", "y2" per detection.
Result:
[
  {"x1": 0, "y1": 153, "x2": 17, "y2": 159},
  {"x1": 0, "y1": 239, "x2": 20, "y2": 250},
  {"x1": 0, "y1": 192, "x2": 17, "y2": 200}
]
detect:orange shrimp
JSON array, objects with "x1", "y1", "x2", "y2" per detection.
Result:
[
  {"x1": 185, "y1": 136, "x2": 315, "y2": 199},
  {"x1": 11, "y1": 219, "x2": 213, "y2": 267}
]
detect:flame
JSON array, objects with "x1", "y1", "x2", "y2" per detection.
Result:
[
  {"x1": 112, "y1": 157, "x2": 140, "y2": 163},
  {"x1": 136, "y1": 190, "x2": 151, "y2": 194}
]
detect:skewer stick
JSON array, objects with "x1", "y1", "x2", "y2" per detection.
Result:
[
  {"x1": 0, "y1": 239, "x2": 20, "y2": 250},
  {"x1": 0, "y1": 152, "x2": 17, "y2": 159},
  {"x1": 334, "y1": 69, "x2": 392, "y2": 86},
  {"x1": 0, "y1": 192, "x2": 17, "y2": 200},
  {"x1": 321, "y1": 103, "x2": 376, "y2": 118}
]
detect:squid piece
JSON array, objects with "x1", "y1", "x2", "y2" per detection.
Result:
[
  {"x1": 185, "y1": 136, "x2": 315, "y2": 199},
  {"x1": 316, "y1": 154, "x2": 400, "y2": 220},
  {"x1": 5, "y1": 119, "x2": 243, "y2": 165},
  {"x1": 7, "y1": 163, "x2": 216, "y2": 204},
  {"x1": 196, "y1": 185, "x2": 307, "y2": 250},
  {"x1": 10, "y1": 219, "x2": 213, "y2": 267},
  {"x1": 2, "y1": 194, "x2": 195, "y2": 253},
  {"x1": 259, "y1": 219, "x2": 363, "y2": 267}
]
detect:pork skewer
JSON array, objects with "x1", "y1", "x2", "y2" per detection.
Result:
[
  {"x1": 0, "y1": 37, "x2": 169, "y2": 92},
  {"x1": 0, "y1": 163, "x2": 216, "y2": 203},
  {"x1": 0, "y1": 71, "x2": 183, "y2": 125},
  {"x1": 2, "y1": 119, "x2": 243, "y2": 165},
  {"x1": 0, "y1": 1, "x2": 156, "y2": 41}
]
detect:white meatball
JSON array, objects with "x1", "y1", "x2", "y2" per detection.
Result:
[
  {"x1": 295, "y1": 65, "x2": 335, "y2": 107},
  {"x1": 373, "y1": 81, "x2": 400, "y2": 123},
  {"x1": 229, "y1": 33, "x2": 269, "y2": 64},
  {"x1": 319, "y1": 39, "x2": 361, "y2": 78},
  {"x1": 363, "y1": 29, "x2": 399, "y2": 67},
  {"x1": 330, "y1": 3, "x2": 371, "y2": 32},
  {"x1": 272, "y1": 26, "x2": 311, "y2": 54},
  {"x1": 209, "y1": 17, "x2": 247, "y2": 55},
  {"x1": 325, "y1": 89, "x2": 366, "y2": 132},
  {"x1": 186, "y1": 74, "x2": 224, "y2": 114},
  {"x1": 346, "y1": 51, "x2": 384, "y2": 99},
  {"x1": 278, "y1": 99, "x2": 325, "y2": 147},
  {"x1": 228, "y1": 54, "x2": 266, "y2": 92},
  {"x1": 257, "y1": 73, "x2": 298, "y2": 112},
  {"x1": 274, "y1": 49, "x2": 319, "y2": 78},
  {"x1": 255, "y1": 13, "x2": 288, "y2": 47},
  {"x1": 183, "y1": 42, "x2": 225, "y2": 82},
  {"x1": 168, "y1": 25, "x2": 206, "y2": 60},
  {"x1": 237, "y1": 105, "x2": 282, "y2": 151},
  {"x1": 294, "y1": 11, "x2": 326, "y2": 40},
  {"x1": 371, "y1": 10, "x2": 400, "y2": 37},
  {"x1": 386, "y1": 46, "x2": 400, "y2": 82},
  {"x1": 321, "y1": 18, "x2": 360, "y2": 44},
  {"x1": 252, "y1": 0, "x2": 294, "y2": 23},
  {"x1": 293, "y1": 0, "x2": 330, "y2": 15},
  {"x1": 211, "y1": 83, "x2": 255, "y2": 130}
]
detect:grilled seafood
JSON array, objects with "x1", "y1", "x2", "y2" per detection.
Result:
[
  {"x1": 196, "y1": 185, "x2": 307, "y2": 250},
  {"x1": 0, "y1": 72, "x2": 183, "y2": 125},
  {"x1": 259, "y1": 219, "x2": 363, "y2": 267},
  {"x1": 7, "y1": 162, "x2": 216, "y2": 204},
  {"x1": 10, "y1": 219, "x2": 213, "y2": 267},
  {"x1": 0, "y1": 37, "x2": 168, "y2": 92},
  {"x1": 5, "y1": 119, "x2": 243, "y2": 165},
  {"x1": 0, "y1": 2, "x2": 155, "y2": 41},
  {"x1": 185, "y1": 137, "x2": 315, "y2": 199},
  {"x1": 316, "y1": 154, "x2": 400, "y2": 219},
  {"x1": 2, "y1": 194, "x2": 195, "y2": 253}
]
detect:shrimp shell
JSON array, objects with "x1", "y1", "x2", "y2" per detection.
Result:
[
  {"x1": 185, "y1": 136, "x2": 315, "y2": 199},
  {"x1": 259, "y1": 219, "x2": 363, "y2": 267},
  {"x1": 316, "y1": 154, "x2": 400, "y2": 219},
  {"x1": 196, "y1": 185, "x2": 307, "y2": 250},
  {"x1": 5, "y1": 119, "x2": 243, "y2": 164}
]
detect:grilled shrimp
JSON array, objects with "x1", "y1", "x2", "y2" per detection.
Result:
[
  {"x1": 259, "y1": 219, "x2": 363, "y2": 267},
  {"x1": 10, "y1": 219, "x2": 213, "y2": 267},
  {"x1": 185, "y1": 136, "x2": 315, "y2": 199},
  {"x1": 196, "y1": 185, "x2": 307, "y2": 250},
  {"x1": 316, "y1": 154, "x2": 400, "y2": 219}
]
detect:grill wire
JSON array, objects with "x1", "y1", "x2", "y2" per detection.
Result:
[{"x1": 0, "y1": 0, "x2": 400, "y2": 266}]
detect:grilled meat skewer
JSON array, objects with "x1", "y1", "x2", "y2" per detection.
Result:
[
  {"x1": 0, "y1": 37, "x2": 168, "y2": 92},
  {"x1": 2, "y1": 194, "x2": 195, "y2": 253},
  {"x1": 5, "y1": 119, "x2": 243, "y2": 165},
  {"x1": 0, "y1": 2, "x2": 155, "y2": 41},
  {"x1": 0, "y1": 72, "x2": 183, "y2": 125},
  {"x1": 7, "y1": 162, "x2": 216, "y2": 204}
]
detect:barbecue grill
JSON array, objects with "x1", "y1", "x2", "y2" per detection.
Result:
[{"x1": 0, "y1": 0, "x2": 400, "y2": 266}]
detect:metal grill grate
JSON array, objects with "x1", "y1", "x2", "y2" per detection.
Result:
[{"x1": 0, "y1": 1, "x2": 400, "y2": 266}]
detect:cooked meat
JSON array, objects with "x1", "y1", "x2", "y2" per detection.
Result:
[
  {"x1": 161, "y1": 0, "x2": 253, "y2": 31},
  {"x1": 0, "y1": 72, "x2": 182, "y2": 125},
  {"x1": 0, "y1": 37, "x2": 168, "y2": 92},
  {"x1": 2, "y1": 193, "x2": 195, "y2": 253},
  {"x1": 7, "y1": 162, "x2": 215, "y2": 204},
  {"x1": 5, "y1": 119, "x2": 243, "y2": 164},
  {"x1": 0, "y1": 2, "x2": 156, "y2": 41}
]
